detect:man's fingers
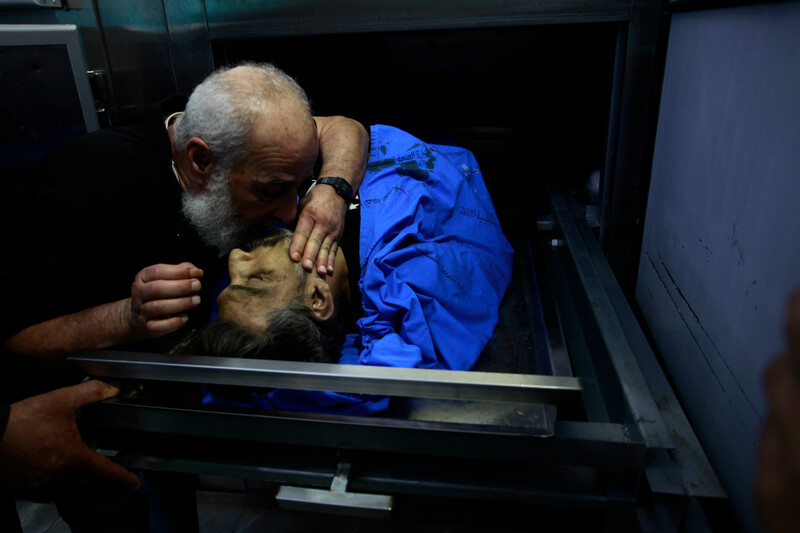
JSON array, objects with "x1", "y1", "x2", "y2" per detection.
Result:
[
  {"x1": 76, "y1": 447, "x2": 142, "y2": 490},
  {"x1": 290, "y1": 217, "x2": 314, "y2": 264},
  {"x1": 138, "y1": 263, "x2": 203, "y2": 283},
  {"x1": 327, "y1": 241, "x2": 339, "y2": 273},
  {"x1": 63, "y1": 380, "x2": 121, "y2": 411},
  {"x1": 142, "y1": 315, "x2": 190, "y2": 336},
  {"x1": 301, "y1": 231, "x2": 325, "y2": 273},
  {"x1": 315, "y1": 238, "x2": 333, "y2": 276},
  {"x1": 292, "y1": 191, "x2": 346, "y2": 272},
  {"x1": 135, "y1": 278, "x2": 201, "y2": 303},
  {"x1": 129, "y1": 267, "x2": 202, "y2": 338},
  {"x1": 138, "y1": 292, "x2": 200, "y2": 317}
]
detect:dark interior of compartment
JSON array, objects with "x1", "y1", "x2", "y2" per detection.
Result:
[
  {"x1": 213, "y1": 23, "x2": 616, "y2": 192},
  {"x1": 214, "y1": 24, "x2": 616, "y2": 377}
]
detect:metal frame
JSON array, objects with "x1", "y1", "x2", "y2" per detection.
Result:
[
  {"x1": 70, "y1": 351, "x2": 582, "y2": 406},
  {"x1": 68, "y1": 190, "x2": 722, "y2": 529},
  {"x1": 538, "y1": 190, "x2": 725, "y2": 526},
  {"x1": 0, "y1": 24, "x2": 99, "y2": 132},
  {"x1": 204, "y1": 0, "x2": 632, "y2": 39}
]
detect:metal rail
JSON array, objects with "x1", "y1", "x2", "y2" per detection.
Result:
[
  {"x1": 549, "y1": 194, "x2": 674, "y2": 449},
  {"x1": 69, "y1": 351, "x2": 582, "y2": 406},
  {"x1": 205, "y1": 0, "x2": 632, "y2": 39}
]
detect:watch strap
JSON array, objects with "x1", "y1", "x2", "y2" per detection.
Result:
[{"x1": 316, "y1": 176, "x2": 354, "y2": 204}]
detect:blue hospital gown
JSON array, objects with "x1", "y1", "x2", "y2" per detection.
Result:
[{"x1": 202, "y1": 125, "x2": 514, "y2": 415}]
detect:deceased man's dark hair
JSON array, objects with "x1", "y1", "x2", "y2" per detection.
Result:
[{"x1": 175, "y1": 301, "x2": 346, "y2": 364}]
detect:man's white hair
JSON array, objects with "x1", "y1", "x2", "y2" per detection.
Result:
[{"x1": 173, "y1": 62, "x2": 312, "y2": 170}]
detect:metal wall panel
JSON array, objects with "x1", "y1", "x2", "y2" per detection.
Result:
[
  {"x1": 91, "y1": 0, "x2": 176, "y2": 118},
  {"x1": 163, "y1": 0, "x2": 213, "y2": 95},
  {"x1": 636, "y1": 2, "x2": 800, "y2": 530},
  {"x1": 0, "y1": 25, "x2": 98, "y2": 188}
]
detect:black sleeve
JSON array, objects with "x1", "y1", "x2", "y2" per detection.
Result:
[
  {"x1": 0, "y1": 403, "x2": 9, "y2": 442},
  {"x1": 0, "y1": 95, "x2": 190, "y2": 345}
]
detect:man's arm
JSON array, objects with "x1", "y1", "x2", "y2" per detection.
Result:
[
  {"x1": 2, "y1": 263, "x2": 203, "y2": 359},
  {"x1": 290, "y1": 116, "x2": 369, "y2": 275},
  {"x1": 0, "y1": 380, "x2": 141, "y2": 499}
]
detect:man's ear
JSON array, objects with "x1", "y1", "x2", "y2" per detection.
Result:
[
  {"x1": 305, "y1": 278, "x2": 334, "y2": 322},
  {"x1": 184, "y1": 137, "x2": 214, "y2": 191}
]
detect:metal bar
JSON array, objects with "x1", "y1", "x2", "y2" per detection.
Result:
[
  {"x1": 276, "y1": 486, "x2": 393, "y2": 519},
  {"x1": 599, "y1": 21, "x2": 627, "y2": 250},
  {"x1": 81, "y1": 404, "x2": 645, "y2": 469},
  {"x1": 665, "y1": 0, "x2": 772, "y2": 12},
  {"x1": 205, "y1": 0, "x2": 632, "y2": 39},
  {"x1": 549, "y1": 193, "x2": 674, "y2": 449},
  {"x1": 0, "y1": 0, "x2": 61, "y2": 7},
  {"x1": 600, "y1": 0, "x2": 668, "y2": 294},
  {"x1": 96, "y1": 429, "x2": 641, "y2": 509},
  {"x1": 0, "y1": 24, "x2": 74, "y2": 44},
  {"x1": 545, "y1": 251, "x2": 611, "y2": 422},
  {"x1": 69, "y1": 351, "x2": 582, "y2": 406},
  {"x1": 585, "y1": 222, "x2": 726, "y2": 497},
  {"x1": 530, "y1": 218, "x2": 575, "y2": 378}
]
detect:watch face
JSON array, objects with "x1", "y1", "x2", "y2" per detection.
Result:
[{"x1": 321, "y1": 177, "x2": 352, "y2": 203}]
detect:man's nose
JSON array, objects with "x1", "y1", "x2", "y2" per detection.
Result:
[
  {"x1": 228, "y1": 248, "x2": 254, "y2": 280},
  {"x1": 229, "y1": 248, "x2": 252, "y2": 263}
]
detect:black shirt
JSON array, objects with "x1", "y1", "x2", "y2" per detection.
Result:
[{"x1": 0, "y1": 96, "x2": 224, "y2": 399}]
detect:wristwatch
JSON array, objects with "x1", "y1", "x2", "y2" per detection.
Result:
[{"x1": 316, "y1": 176, "x2": 354, "y2": 205}]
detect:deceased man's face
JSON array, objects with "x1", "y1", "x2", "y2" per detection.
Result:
[{"x1": 216, "y1": 235, "x2": 304, "y2": 334}]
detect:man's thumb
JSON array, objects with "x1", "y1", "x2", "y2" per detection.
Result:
[{"x1": 66, "y1": 380, "x2": 120, "y2": 410}]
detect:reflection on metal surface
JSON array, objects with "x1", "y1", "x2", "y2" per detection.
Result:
[
  {"x1": 205, "y1": 0, "x2": 632, "y2": 38},
  {"x1": 0, "y1": 0, "x2": 62, "y2": 7},
  {"x1": 395, "y1": 399, "x2": 557, "y2": 437},
  {"x1": 69, "y1": 350, "x2": 582, "y2": 406},
  {"x1": 276, "y1": 485, "x2": 393, "y2": 518},
  {"x1": 93, "y1": 0, "x2": 176, "y2": 117},
  {"x1": 276, "y1": 460, "x2": 392, "y2": 519}
]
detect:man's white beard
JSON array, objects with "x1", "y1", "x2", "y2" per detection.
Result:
[{"x1": 181, "y1": 167, "x2": 246, "y2": 253}]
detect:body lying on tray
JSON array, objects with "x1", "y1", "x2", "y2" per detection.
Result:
[{"x1": 175, "y1": 125, "x2": 515, "y2": 415}]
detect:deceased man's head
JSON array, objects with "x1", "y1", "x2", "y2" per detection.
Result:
[{"x1": 210, "y1": 228, "x2": 350, "y2": 362}]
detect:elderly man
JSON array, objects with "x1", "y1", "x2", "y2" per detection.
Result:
[
  {"x1": 0, "y1": 63, "x2": 367, "y2": 530},
  {"x1": 185, "y1": 124, "x2": 515, "y2": 415},
  {"x1": 1, "y1": 62, "x2": 367, "y2": 359}
]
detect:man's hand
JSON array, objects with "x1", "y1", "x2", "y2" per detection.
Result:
[
  {"x1": 0, "y1": 380, "x2": 141, "y2": 499},
  {"x1": 289, "y1": 116, "x2": 368, "y2": 275},
  {"x1": 127, "y1": 262, "x2": 203, "y2": 338},
  {"x1": 2, "y1": 263, "x2": 204, "y2": 359},
  {"x1": 290, "y1": 185, "x2": 347, "y2": 275},
  {"x1": 756, "y1": 291, "x2": 800, "y2": 532}
]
